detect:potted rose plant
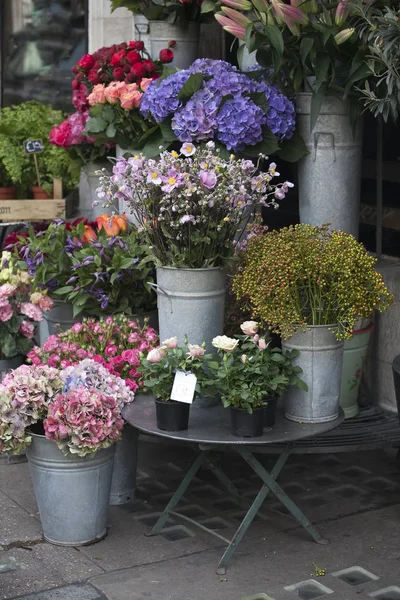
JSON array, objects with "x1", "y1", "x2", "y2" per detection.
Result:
[
  {"x1": 205, "y1": 322, "x2": 306, "y2": 437},
  {"x1": 0, "y1": 360, "x2": 133, "y2": 543},
  {"x1": 233, "y1": 224, "x2": 394, "y2": 424},
  {"x1": 97, "y1": 143, "x2": 293, "y2": 351},
  {"x1": 140, "y1": 337, "x2": 211, "y2": 431},
  {"x1": 0, "y1": 251, "x2": 53, "y2": 376}
]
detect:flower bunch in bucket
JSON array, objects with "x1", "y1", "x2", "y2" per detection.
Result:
[
  {"x1": 96, "y1": 143, "x2": 293, "y2": 268},
  {"x1": 233, "y1": 224, "x2": 395, "y2": 341},
  {"x1": 0, "y1": 252, "x2": 53, "y2": 360},
  {"x1": 27, "y1": 314, "x2": 158, "y2": 392}
]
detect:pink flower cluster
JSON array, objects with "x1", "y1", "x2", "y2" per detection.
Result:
[
  {"x1": 0, "y1": 365, "x2": 62, "y2": 425},
  {"x1": 27, "y1": 315, "x2": 158, "y2": 392},
  {"x1": 44, "y1": 388, "x2": 124, "y2": 457},
  {"x1": 49, "y1": 111, "x2": 96, "y2": 149},
  {"x1": 87, "y1": 79, "x2": 151, "y2": 111}
]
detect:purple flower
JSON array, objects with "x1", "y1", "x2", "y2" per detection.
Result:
[
  {"x1": 199, "y1": 170, "x2": 217, "y2": 190},
  {"x1": 140, "y1": 70, "x2": 192, "y2": 122},
  {"x1": 172, "y1": 89, "x2": 220, "y2": 142},
  {"x1": 216, "y1": 97, "x2": 266, "y2": 152}
]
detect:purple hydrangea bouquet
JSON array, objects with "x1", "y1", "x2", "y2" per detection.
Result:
[
  {"x1": 139, "y1": 58, "x2": 306, "y2": 160},
  {"x1": 96, "y1": 142, "x2": 293, "y2": 268}
]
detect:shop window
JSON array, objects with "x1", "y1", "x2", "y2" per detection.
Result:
[{"x1": 1, "y1": 0, "x2": 87, "y2": 111}]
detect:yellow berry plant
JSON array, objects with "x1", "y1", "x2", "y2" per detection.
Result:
[{"x1": 233, "y1": 224, "x2": 395, "y2": 341}]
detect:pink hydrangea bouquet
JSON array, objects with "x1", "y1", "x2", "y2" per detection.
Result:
[
  {"x1": 28, "y1": 314, "x2": 158, "y2": 392},
  {"x1": 0, "y1": 252, "x2": 54, "y2": 360},
  {"x1": 0, "y1": 364, "x2": 62, "y2": 454}
]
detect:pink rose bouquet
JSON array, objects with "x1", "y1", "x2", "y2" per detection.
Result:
[
  {"x1": 27, "y1": 314, "x2": 158, "y2": 392},
  {"x1": 0, "y1": 252, "x2": 54, "y2": 360},
  {"x1": 44, "y1": 388, "x2": 124, "y2": 457}
]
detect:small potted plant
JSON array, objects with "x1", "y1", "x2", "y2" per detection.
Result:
[
  {"x1": 0, "y1": 101, "x2": 78, "y2": 199},
  {"x1": 0, "y1": 158, "x2": 16, "y2": 200},
  {"x1": 206, "y1": 322, "x2": 306, "y2": 437},
  {"x1": 0, "y1": 251, "x2": 53, "y2": 377},
  {"x1": 140, "y1": 336, "x2": 210, "y2": 431},
  {"x1": 233, "y1": 224, "x2": 394, "y2": 424},
  {"x1": 0, "y1": 360, "x2": 132, "y2": 544}
]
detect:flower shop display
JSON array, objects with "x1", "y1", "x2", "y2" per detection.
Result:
[
  {"x1": 0, "y1": 251, "x2": 53, "y2": 375},
  {"x1": 0, "y1": 101, "x2": 78, "y2": 198},
  {"x1": 233, "y1": 224, "x2": 394, "y2": 423},
  {"x1": 139, "y1": 58, "x2": 306, "y2": 160},
  {"x1": 97, "y1": 143, "x2": 293, "y2": 350},
  {"x1": 0, "y1": 360, "x2": 134, "y2": 543},
  {"x1": 110, "y1": 1, "x2": 210, "y2": 69},
  {"x1": 140, "y1": 336, "x2": 210, "y2": 431},
  {"x1": 205, "y1": 322, "x2": 306, "y2": 437},
  {"x1": 14, "y1": 216, "x2": 156, "y2": 330}
]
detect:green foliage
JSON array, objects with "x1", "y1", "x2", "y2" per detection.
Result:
[
  {"x1": 0, "y1": 101, "x2": 78, "y2": 197},
  {"x1": 233, "y1": 224, "x2": 395, "y2": 341},
  {"x1": 109, "y1": 0, "x2": 208, "y2": 22}
]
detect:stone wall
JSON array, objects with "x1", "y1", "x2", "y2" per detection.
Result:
[{"x1": 88, "y1": 0, "x2": 134, "y2": 52}]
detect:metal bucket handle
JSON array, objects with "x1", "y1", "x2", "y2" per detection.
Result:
[
  {"x1": 135, "y1": 22, "x2": 150, "y2": 35},
  {"x1": 313, "y1": 132, "x2": 336, "y2": 162},
  {"x1": 147, "y1": 282, "x2": 173, "y2": 314}
]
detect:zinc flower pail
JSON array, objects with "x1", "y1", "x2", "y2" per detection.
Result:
[
  {"x1": 109, "y1": 425, "x2": 138, "y2": 505},
  {"x1": 296, "y1": 93, "x2": 363, "y2": 239},
  {"x1": 43, "y1": 301, "x2": 82, "y2": 336},
  {"x1": 79, "y1": 162, "x2": 112, "y2": 220},
  {"x1": 148, "y1": 21, "x2": 200, "y2": 70},
  {"x1": 340, "y1": 326, "x2": 373, "y2": 419},
  {"x1": 154, "y1": 266, "x2": 226, "y2": 353},
  {"x1": 0, "y1": 355, "x2": 24, "y2": 381},
  {"x1": 282, "y1": 325, "x2": 344, "y2": 423},
  {"x1": 26, "y1": 432, "x2": 115, "y2": 546}
]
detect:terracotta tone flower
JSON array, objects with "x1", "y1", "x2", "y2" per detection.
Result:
[
  {"x1": 81, "y1": 225, "x2": 97, "y2": 243},
  {"x1": 96, "y1": 214, "x2": 127, "y2": 236}
]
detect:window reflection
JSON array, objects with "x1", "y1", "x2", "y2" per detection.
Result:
[{"x1": 2, "y1": 0, "x2": 87, "y2": 110}]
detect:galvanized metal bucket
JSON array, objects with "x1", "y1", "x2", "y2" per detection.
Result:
[
  {"x1": 296, "y1": 93, "x2": 363, "y2": 238},
  {"x1": 43, "y1": 301, "x2": 82, "y2": 336},
  {"x1": 154, "y1": 266, "x2": 226, "y2": 352},
  {"x1": 282, "y1": 325, "x2": 344, "y2": 423},
  {"x1": 26, "y1": 433, "x2": 115, "y2": 546},
  {"x1": 109, "y1": 426, "x2": 138, "y2": 505},
  {"x1": 340, "y1": 326, "x2": 373, "y2": 419},
  {"x1": 148, "y1": 21, "x2": 200, "y2": 70},
  {"x1": 79, "y1": 162, "x2": 112, "y2": 220},
  {"x1": 0, "y1": 355, "x2": 24, "y2": 381}
]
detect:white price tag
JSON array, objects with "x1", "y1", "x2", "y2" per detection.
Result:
[{"x1": 170, "y1": 370, "x2": 197, "y2": 404}]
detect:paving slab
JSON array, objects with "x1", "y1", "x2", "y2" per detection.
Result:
[
  {"x1": 0, "y1": 491, "x2": 42, "y2": 547},
  {"x1": 3, "y1": 584, "x2": 106, "y2": 600},
  {"x1": 90, "y1": 504, "x2": 400, "y2": 600}
]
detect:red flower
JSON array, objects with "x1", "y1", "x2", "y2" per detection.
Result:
[
  {"x1": 142, "y1": 59, "x2": 156, "y2": 73},
  {"x1": 110, "y1": 50, "x2": 125, "y2": 66},
  {"x1": 130, "y1": 63, "x2": 147, "y2": 79},
  {"x1": 72, "y1": 79, "x2": 80, "y2": 89},
  {"x1": 49, "y1": 121, "x2": 72, "y2": 148},
  {"x1": 129, "y1": 40, "x2": 145, "y2": 51},
  {"x1": 88, "y1": 69, "x2": 101, "y2": 84},
  {"x1": 159, "y1": 48, "x2": 174, "y2": 63},
  {"x1": 77, "y1": 54, "x2": 95, "y2": 71},
  {"x1": 168, "y1": 40, "x2": 177, "y2": 48},
  {"x1": 113, "y1": 67, "x2": 125, "y2": 80},
  {"x1": 126, "y1": 50, "x2": 141, "y2": 65}
]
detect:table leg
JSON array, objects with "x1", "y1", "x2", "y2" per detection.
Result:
[
  {"x1": 204, "y1": 457, "x2": 244, "y2": 506},
  {"x1": 216, "y1": 446, "x2": 291, "y2": 575},
  {"x1": 147, "y1": 450, "x2": 207, "y2": 536},
  {"x1": 239, "y1": 447, "x2": 329, "y2": 546}
]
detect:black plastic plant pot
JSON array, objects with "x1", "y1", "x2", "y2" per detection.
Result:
[
  {"x1": 155, "y1": 399, "x2": 190, "y2": 431},
  {"x1": 230, "y1": 406, "x2": 266, "y2": 438},
  {"x1": 264, "y1": 395, "x2": 279, "y2": 428}
]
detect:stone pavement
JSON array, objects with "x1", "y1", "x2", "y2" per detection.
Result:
[{"x1": 1, "y1": 439, "x2": 400, "y2": 600}]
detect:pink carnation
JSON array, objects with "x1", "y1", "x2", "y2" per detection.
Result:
[
  {"x1": 38, "y1": 295, "x2": 54, "y2": 312},
  {"x1": 20, "y1": 302, "x2": 43, "y2": 322},
  {"x1": 20, "y1": 320, "x2": 35, "y2": 339},
  {"x1": 0, "y1": 304, "x2": 13, "y2": 322},
  {"x1": 0, "y1": 283, "x2": 17, "y2": 298}
]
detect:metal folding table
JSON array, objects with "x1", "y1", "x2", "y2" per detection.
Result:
[{"x1": 123, "y1": 395, "x2": 344, "y2": 574}]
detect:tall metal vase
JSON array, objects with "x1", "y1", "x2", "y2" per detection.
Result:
[
  {"x1": 154, "y1": 266, "x2": 226, "y2": 352},
  {"x1": 147, "y1": 21, "x2": 200, "y2": 70},
  {"x1": 296, "y1": 93, "x2": 363, "y2": 238},
  {"x1": 109, "y1": 426, "x2": 138, "y2": 505},
  {"x1": 282, "y1": 325, "x2": 344, "y2": 423},
  {"x1": 79, "y1": 162, "x2": 112, "y2": 220}
]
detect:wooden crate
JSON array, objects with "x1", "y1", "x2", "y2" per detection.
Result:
[{"x1": 0, "y1": 179, "x2": 66, "y2": 223}]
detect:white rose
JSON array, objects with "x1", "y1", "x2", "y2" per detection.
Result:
[
  {"x1": 240, "y1": 321, "x2": 259, "y2": 336},
  {"x1": 212, "y1": 335, "x2": 239, "y2": 353}
]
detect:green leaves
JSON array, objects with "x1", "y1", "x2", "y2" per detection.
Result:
[
  {"x1": 177, "y1": 73, "x2": 204, "y2": 102},
  {"x1": 86, "y1": 117, "x2": 108, "y2": 134}
]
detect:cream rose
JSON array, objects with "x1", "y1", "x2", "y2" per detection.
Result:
[
  {"x1": 212, "y1": 335, "x2": 239, "y2": 353},
  {"x1": 187, "y1": 344, "x2": 205, "y2": 358},
  {"x1": 147, "y1": 347, "x2": 166, "y2": 363},
  {"x1": 162, "y1": 336, "x2": 178, "y2": 349},
  {"x1": 240, "y1": 321, "x2": 259, "y2": 335}
]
